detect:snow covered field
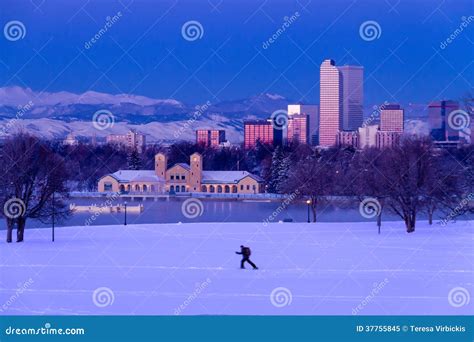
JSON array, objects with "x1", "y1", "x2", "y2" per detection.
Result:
[{"x1": 0, "y1": 221, "x2": 472, "y2": 315}]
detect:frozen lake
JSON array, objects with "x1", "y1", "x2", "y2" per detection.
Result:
[
  {"x1": 0, "y1": 220, "x2": 472, "y2": 315},
  {"x1": 1, "y1": 197, "x2": 470, "y2": 230}
]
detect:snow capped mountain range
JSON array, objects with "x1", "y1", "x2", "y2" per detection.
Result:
[{"x1": 0, "y1": 86, "x2": 429, "y2": 142}]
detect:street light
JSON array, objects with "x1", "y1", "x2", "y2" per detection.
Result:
[
  {"x1": 306, "y1": 199, "x2": 311, "y2": 223},
  {"x1": 124, "y1": 201, "x2": 127, "y2": 226}
]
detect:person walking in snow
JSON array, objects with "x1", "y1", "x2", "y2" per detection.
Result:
[{"x1": 236, "y1": 245, "x2": 258, "y2": 269}]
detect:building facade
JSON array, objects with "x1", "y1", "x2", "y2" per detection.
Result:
[
  {"x1": 106, "y1": 129, "x2": 146, "y2": 152},
  {"x1": 380, "y1": 104, "x2": 404, "y2": 133},
  {"x1": 287, "y1": 114, "x2": 309, "y2": 145},
  {"x1": 338, "y1": 65, "x2": 364, "y2": 131},
  {"x1": 196, "y1": 129, "x2": 226, "y2": 147},
  {"x1": 336, "y1": 130, "x2": 359, "y2": 147},
  {"x1": 243, "y1": 120, "x2": 282, "y2": 149},
  {"x1": 288, "y1": 104, "x2": 319, "y2": 145},
  {"x1": 98, "y1": 153, "x2": 265, "y2": 194},
  {"x1": 319, "y1": 59, "x2": 342, "y2": 146},
  {"x1": 428, "y1": 100, "x2": 460, "y2": 141},
  {"x1": 357, "y1": 125, "x2": 379, "y2": 149},
  {"x1": 376, "y1": 131, "x2": 401, "y2": 148}
]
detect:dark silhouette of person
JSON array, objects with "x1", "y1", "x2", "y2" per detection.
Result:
[{"x1": 236, "y1": 245, "x2": 258, "y2": 269}]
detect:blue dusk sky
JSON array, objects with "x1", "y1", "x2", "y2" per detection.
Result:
[{"x1": 0, "y1": 0, "x2": 472, "y2": 106}]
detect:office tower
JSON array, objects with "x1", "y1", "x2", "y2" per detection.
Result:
[
  {"x1": 376, "y1": 131, "x2": 401, "y2": 148},
  {"x1": 319, "y1": 59, "x2": 342, "y2": 146},
  {"x1": 106, "y1": 129, "x2": 146, "y2": 152},
  {"x1": 287, "y1": 114, "x2": 309, "y2": 145},
  {"x1": 196, "y1": 129, "x2": 226, "y2": 147},
  {"x1": 338, "y1": 65, "x2": 364, "y2": 131},
  {"x1": 380, "y1": 104, "x2": 404, "y2": 132},
  {"x1": 428, "y1": 100, "x2": 460, "y2": 141},
  {"x1": 288, "y1": 104, "x2": 319, "y2": 145},
  {"x1": 243, "y1": 120, "x2": 283, "y2": 149}
]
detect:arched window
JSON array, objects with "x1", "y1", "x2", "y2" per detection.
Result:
[
  {"x1": 181, "y1": 185, "x2": 186, "y2": 192},
  {"x1": 232, "y1": 185, "x2": 238, "y2": 193},
  {"x1": 119, "y1": 184, "x2": 125, "y2": 192},
  {"x1": 143, "y1": 184, "x2": 148, "y2": 192},
  {"x1": 224, "y1": 185, "x2": 230, "y2": 193},
  {"x1": 201, "y1": 185, "x2": 207, "y2": 192},
  {"x1": 127, "y1": 184, "x2": 131, "y2": 192},
  {"x1": 170, "y1": 185, "x2": 175, "y2": 192},
  {"x1": 135, "y1": 184, "x2": 140, "y2": 192},
  {"x1": 217, "y1": 185, "x2": 223, "y2": 193},
  {"x1": 210, "y1": 185, "x2": 215, "y2": 193},
  {"x1": 175, "y1": 186, "x2": 180, "y2": 192}
]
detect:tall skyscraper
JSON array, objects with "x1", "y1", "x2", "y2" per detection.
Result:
[
  {"x1": 338, "y1": 65, "x2": 364, "y2": 131},
  {"x1": 288, "y1": 104, "x2": 319, "y2": 145},
  {"x1": 319, "y1": 59, "x2": 342, "y2": 146},
  {"x1": 380, "y1": 104, "x2": 404, "y2": 132},
  {"x1": 196, "y1": 129, "x2": 226, "y2": 147},
  {"x1": 428, "y1": 100, "x2": 460, "y2": 141}
]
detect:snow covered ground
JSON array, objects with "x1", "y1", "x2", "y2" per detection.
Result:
[{"x1": 0, "y1": 220, "x2": 472, "y2": 315}]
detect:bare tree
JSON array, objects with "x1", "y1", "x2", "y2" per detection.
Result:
[{"x1": 0, "y1": 134, "x2": 70, "y2": 242}]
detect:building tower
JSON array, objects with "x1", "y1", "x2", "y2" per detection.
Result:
[
  {"x1": 319, "y1": 59, "x2": 342, "y2": 146},
  {"x1": 155, "y1": 153, "x2": 167, "y2": 179},
  {"x1": 189, "y1": 152, "x2": 202, "y2": 192},
  {"x1": 337, "y1": 65, "x2": 364, "y2": 131}
]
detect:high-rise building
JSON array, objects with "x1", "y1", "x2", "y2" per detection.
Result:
[
  {"x1": 338, "y1": 65, "x2": 364, "y2": 131},
  {"x1": 106, "y1": 129, "x2": 146, "y2": 152},
  {"x1": 380, "y1": 104, "x2": 404, "y2": 133},
  {"x1": 428, "y1": 100, "x2": 460, "y2": 141},
  {"x1": 196, "y1": 129, "x2": 226, "y2": 147},
  {"x1": 288, "y1": 104, "x2": 319, "y2": 145},
  {"x1": 319, "y1": 59, "x2": 342, "y2": 146},
  {"x1": 243, "y1": 120, "x2": 283, "y2": 149},
  {"x1": 287, "y1": 114, "x2": 309, "y2": 145}
]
